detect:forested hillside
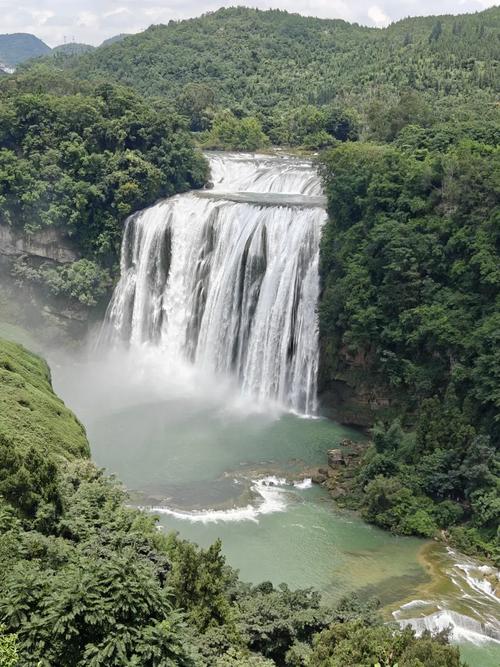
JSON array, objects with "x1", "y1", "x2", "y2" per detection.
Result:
[
  {"x1": 52, "y1": 43, "x2": 95, "y2": 56},
  {"x1": 0, "y1": 67, "x2": 207, "y2": 309},
  {"x1": 0, "y1": 338, "x2": 465, "y2": 665},
  {"x1": 55, "y1": 7, "x2": 499, "y2": 106},
  {"x1": 0, "y1": 33, "x2": 50, "y2": 68},
  {"x1": 318, "y1": 90, "x2": 499, "y2": 561},
  {"x1": 41, "y1": 6, "x2": 499, "y2": 148}
]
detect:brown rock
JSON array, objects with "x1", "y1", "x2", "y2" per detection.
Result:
[{"x1": 327, "y1": 448, "x2": 345, "y2": 468}]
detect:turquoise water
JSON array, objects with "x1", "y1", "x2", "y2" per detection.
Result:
[
  {"x1": 86, "y1": 400, "x2": 427, "y2": 606},
  {"x1": 49, "y1": 350, "x2": 500, "y2": 666}
]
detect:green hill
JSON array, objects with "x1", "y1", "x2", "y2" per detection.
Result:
[
  {"x1": 0, "y1": 338, "x2": 89, "y2": 460},
  {"x1": 0, "y1": 33, "x2": 51, "y2": 67},
  {"x1": 52, "y1": 42, "x2": 95, "y2": 56},
  {"x1": 54, "y1": 6, "x2": 499, "y2": 113},
  {"x1": 100, "y1": 33, "x2": 130, "y2": 47}
]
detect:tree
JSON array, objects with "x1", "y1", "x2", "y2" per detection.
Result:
[
  {"x1": 176, "y1": 82, "x2": 216, "y2": 131},
  {"x1": 204, "y1": 111, "x2": 269, "y2": 150},
  {"x1": 0, "y1": 625, "x2": 18, "y2": 667},
  {"x1": 309, "y1": 621, "x2": 464, "y2": 667}
]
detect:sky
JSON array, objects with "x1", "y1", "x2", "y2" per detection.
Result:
[{"x1": 0, "y1": 0, "x2": 497, "y2": 47}]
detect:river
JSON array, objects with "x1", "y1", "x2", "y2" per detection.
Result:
[{"x1": 51, "y1": 345, "x2": 499, "y2": 667}]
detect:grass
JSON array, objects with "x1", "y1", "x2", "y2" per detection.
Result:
[{"x1": 0, "y1": 337, "x2": 89, "y2": 460}]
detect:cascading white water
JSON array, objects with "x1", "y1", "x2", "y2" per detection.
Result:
[
  {"x1": 393, "y1": 550, "x2": 500, "y2": 650},
  {"x1": 101, "y1": 153, "x2": 327, "y2": 415}
]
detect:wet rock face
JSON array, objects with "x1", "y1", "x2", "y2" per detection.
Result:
[
  {"x1": 0, "y1": 224, "x2": 79, "y2": 264},
  {"x1": 0, "y1": 224, "x2": 91, "y2": 344},
  {"x1": 318, "y1": 381, "x2": 393, "y2": 427},
  {"x1": 317, "y1": 339, "x2": 396, "y2": 428}
]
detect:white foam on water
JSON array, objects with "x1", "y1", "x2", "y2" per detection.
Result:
[
  {"x1": 398, "y1": 599, "x2": 433, "y2": 611},
  {"x1": 294, "y1": 478, "x2": 313, "y2": 489},
  {"x1": 399, "y1": 610, "x2": 500, "y2": 646},
  {"x1": 395, "y1": 549, "x2": 500, "y2": 651},
  {"x1": 146, "y1": 475, "x2": 316, "y2": 524},
  {"x1": 455, "y1": 563, "x2": 499, "y2": 603},
  {"x1": 207, "y1": 152, "x2": 323, "y2": 196},
  {"x1": 148, "y1": 476, "x2": 290, "y2": 524}
]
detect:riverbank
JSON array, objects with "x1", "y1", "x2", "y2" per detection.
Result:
[{"x1": 310, "y1": 439, "x2": 500, "y2": 569}]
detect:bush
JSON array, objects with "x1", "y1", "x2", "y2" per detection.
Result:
[
  {"x1": 204, "y1": 110, "x2": 269, "y2": 151},
  {"x1": 309, "y1": 621, "x2": 464, "y2": 667},
  {"x1": 39, "y1": 259, "x2": 113, "y2": 306},
  {"x1": 362, "y1": 476, "x2": 437, "y2": 538},
  {"x1": 0, "y1": 625, "x2": 18, "y2": 667}
]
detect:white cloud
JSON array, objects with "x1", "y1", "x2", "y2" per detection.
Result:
[
  {"x1": 103, "y1": 7, "x2": 132, "y2": 19},
  {"x1": 30, "y1": 10, "x2": 55, "y2": 25},
  {"x1": 76, "y1": 11, "x2": 99, "y2": 28},
  {"x1": 0, "y1": 0, "x2": 496, "y2": 47},
  {"x1": 368, "y1": 5, "x2": 390, "y2": 26}
]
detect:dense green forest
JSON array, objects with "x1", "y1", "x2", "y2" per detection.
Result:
[
  {"x1": 318, "y1": 109, "x2": 499, "y2": 561},
  {"x1": 38, "y1": 6, "x2": 499, "y2": 149},
  {"x1": 0, "y1": 68, "x2": 207, "y2": 307},
  {"x1": 0, "y1": 338, "x2": 466, "y2": 666}
]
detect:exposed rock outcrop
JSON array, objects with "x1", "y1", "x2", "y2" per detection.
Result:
[
  {"x1": 318, "y1": 341, "x2": 395, "y2": 428},
  {"x1": 0, "y1": 224, "x2": 91, "y2": 344},
  {"x1": 310, "y1": 439, "x2": 365, "y2": 498},
  {"x1": 0, "y1": 224, "x2": 79, "y2": 264}
]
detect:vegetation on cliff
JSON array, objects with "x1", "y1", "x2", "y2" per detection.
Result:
[
  {"x1": 318, "y1": 114, "x2": 499, "y2": 562},
  {"x1": 0, "y1": 67, "x2": 208, "y2": 307},
  {"x1": 0, "y1": 338, "x2": 467, "y2": 665}
]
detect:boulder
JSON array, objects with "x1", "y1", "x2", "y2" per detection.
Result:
[
  {"x1": 327, "y1": 448, "x2": 345, "y2": 468},
  {"x1": 331, "y1": 486, "x2": 347, "y2": 499}
]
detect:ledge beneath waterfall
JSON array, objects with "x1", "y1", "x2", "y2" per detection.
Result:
[{"x1": 194, "y1": 190, "x2": 328, "y2": 209}]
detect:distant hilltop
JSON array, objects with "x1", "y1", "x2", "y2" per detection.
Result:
[
  {"x1": 0, "y1": 32, "x2": 129, "y2": 72},
  {"x1": 0, "y1": 33, "x2": 50, "y2": 70}
]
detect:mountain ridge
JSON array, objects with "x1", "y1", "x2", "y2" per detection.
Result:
[{"x1": 41, "y1": 5, "x2": 498, "y2": 114}]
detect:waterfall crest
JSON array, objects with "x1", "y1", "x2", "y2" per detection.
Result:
[{"x1": 102, "y1": 153, "x2": 326, "y2": 415}]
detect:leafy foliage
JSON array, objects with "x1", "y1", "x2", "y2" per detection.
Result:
[
  {"x1": 0, "y1": 624, "x2": 18, "y2": 667},
  {"x1": 318, "y1": 93, "x2": 499, "y2": 560},
  {"x1": 203, "y1": 111, "x2": 269, "y2": 151},
  {"x1": 0, "y1": 339, "x2": 468, "y2": 665},
  {"x1": 0, "y1": 67, "x2": 208, "y2": 306},
  {"x1": 235, "y1": 582, "x2": 332, "y2": 664},
  {"x1": 12, "y1": 258, "x2": 112, "y2": 307},
  {"x1": 49, "y1": 6, "x2": 498, "y2": 143},
  {"x1": 309, "y1": 621, "x2": 464, "y2": 667}
]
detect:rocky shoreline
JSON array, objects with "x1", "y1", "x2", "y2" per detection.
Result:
[{"x1": 305, "y1": 439, "x2": 366, "y2": 500}]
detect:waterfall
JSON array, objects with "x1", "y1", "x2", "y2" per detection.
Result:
[
  {"x1": 101, "y1": 153, "x2": 327, "y2": 416},
  {"x1": 399, "y1": 610, "x2": 500, "y2": 645}
]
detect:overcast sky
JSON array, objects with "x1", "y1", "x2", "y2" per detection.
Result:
[{"x1": 0, "y1": 0, "x2": 497, "y2": 47}]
